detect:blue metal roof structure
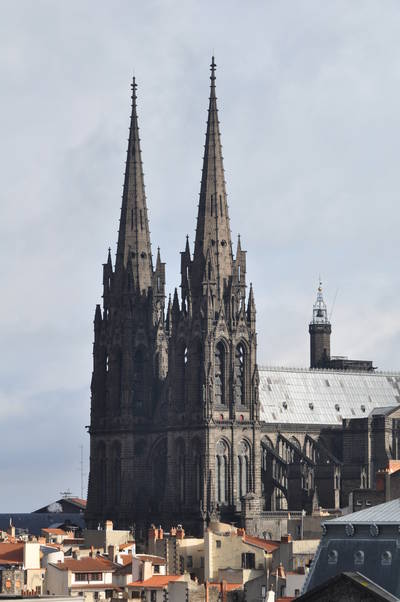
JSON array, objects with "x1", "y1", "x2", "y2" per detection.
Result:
[
  {"x1": 303, "y1": 500, "x2": 400, "y2": 597},
  {"x1": 0, "y1": 513, "x2": 85, "y2": 536}
]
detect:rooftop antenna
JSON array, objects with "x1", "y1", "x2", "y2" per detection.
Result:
[{"x1": 60, "y1": 489, "x2": 72, "y2": 499}]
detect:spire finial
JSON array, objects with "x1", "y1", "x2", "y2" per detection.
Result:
[{"x1": 210, "y1": 56, "x2": 216, "y2": 82}]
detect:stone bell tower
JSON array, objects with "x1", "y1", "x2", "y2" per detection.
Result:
[
  {"x1": 164, "y1": 58, "x2": 262, "y2": 530},
  {"x1": 309, "y1": 281, "x2": 331, "y2": 368},
  {"x1": 86, "y1": 79, "x2": 168, "y2": 529}
]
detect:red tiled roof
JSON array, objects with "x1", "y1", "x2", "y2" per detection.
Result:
[
  {"x1": 119, "y1": 555, "x2": 133, "y2": 566},
  {"x1": 42, "y1": 528, "x2": 66, "y2": 535},
  {"x1": 127, "y1": 575, "x2": 183, "y2": 589},
  {"x1": 243, "y1": 534, "x2": 279, "y2": 553},
  {"x1": 0, "y1": 543, "x2": 24, "y2": 565},
  {"x1": 51, "y1": 557, "x2": 116, "y2": 572}
]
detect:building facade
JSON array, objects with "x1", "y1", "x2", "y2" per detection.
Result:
[{"x1": 86, "y1": 60, "x2": 400, "y2": 535}]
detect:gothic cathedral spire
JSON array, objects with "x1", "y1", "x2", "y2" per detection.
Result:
[
  {"x1": 116, "y1": 77, "x2": 153, "y2": 293},
  {"x1": 193, "y1": 57, "x2": 233, "y2": 299}
]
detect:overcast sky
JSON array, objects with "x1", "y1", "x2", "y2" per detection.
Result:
[{"x1": 1, "y1": 1, "x2": 400, "y2": 511}]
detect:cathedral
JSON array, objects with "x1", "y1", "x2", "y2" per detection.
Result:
[{"x1": 85, "y1": 59, "x2": 400, "y2": 536}]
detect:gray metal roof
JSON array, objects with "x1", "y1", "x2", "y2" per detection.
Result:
[
  {"x1": 259, "y1": 366, "x2": 400, "y2": 425},
  {"x1": 327, "y1": 499, "x2": 400, "y2": 525}
]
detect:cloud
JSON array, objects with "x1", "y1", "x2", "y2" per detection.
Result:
[{"x1": 1, "y1": 0, "x2": 400, "y2": 510}]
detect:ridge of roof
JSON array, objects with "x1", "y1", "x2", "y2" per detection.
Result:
[
  {"x1": 50, "y1": 556, "x2": 117, "y2": 572},
  {"x1": 326, "y1": 499, "x2": 400, "y2": 525},
  {"x1": 258, "y1": 365, "x2": 400, "y2": 377},
  {"x1": 242, "y1": 533, "x2": 279, "y2": 553}
]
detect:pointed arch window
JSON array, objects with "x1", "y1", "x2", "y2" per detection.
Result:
[
  {"x1": 152, "y1": 439, "x2": 167, "y2": 509},
  {"x1": 215, "y1": 342, "x2": 226, "y2": 405},
  {"x1": 238, "y1": 440, "x2": 251, "y2": 498},
  {"x1": 133, "y1": 348, "x2": 145, "y2": 413},
  {"x1": 176, "y1": 439, "x2": 186, "y2": 505},
  {"x1": 111, "y1": 442, "x2": 121, "y2": 504},
  {"x1": 192, "y1": 341, "x2": 203, "y2": 404},
  {"x1": 177, "y1": 343, "x2": 187, "y2": 409},
  {"x1": 191, "y1": 439, "x2": 202, "y2": 503},
  {"x1": 235, "y1": 343, "x2": 246, "y2": 405},
  {"x1": 114, "y1": 348, "x2": 122, "y2": 413},
  {"x1": 97, "y1": 442, "x2": 107, "y2": 509},
  {"x1": 215, "y1": 440, "x2": 229, "y2": 504}
]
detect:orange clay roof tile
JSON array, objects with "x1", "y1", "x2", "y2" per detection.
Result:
[
  {"x1": 243, "y1": 534, "x2": 279, "y2": 553},
  {"x1": 127, "y1": 575, "x2": 183, "y2": 589},
  {"x1": 0, "y1": 543, "x2": 24, "y2": 565}
]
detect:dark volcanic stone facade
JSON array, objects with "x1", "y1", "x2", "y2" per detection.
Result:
[
  {"x1": 86, "y1": 60, "x2": 400, "y2": 535},
  {"x1": 86, "y1": 60, "x2": 261, "y2": 534}
]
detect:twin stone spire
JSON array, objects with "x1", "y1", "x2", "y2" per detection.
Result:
[{"x1": 114, "y1": 57, "x2": 245, "y2": 310}]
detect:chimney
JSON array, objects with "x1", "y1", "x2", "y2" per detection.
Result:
[
  {"x1": 8, "y1": 519, "x2": 15, "y2": 538},
  {"x1": 176, "y1": 525, "x2": 185, "y2": 540},
  {"x1": 158, "y1": 526, "x2": 164, "y2": 540},
  {"x1": 280, "y1": 534, "x2": 292, "y2": 543},
  {"x1": 108, "y1": 545, "x2": 117, "y2": 562},
  {"x1": 237, "y1": 528, "x2": 245, "y2": 537},
  {"x1": 148, "y1": 525, "x2": 158, "y2": 542},
  {"x1": 104, "y1": 520, "x2": 113, "y2": 532},
  {"x1": 90, "y1": 546, "x2": 94, "y2": 558}
]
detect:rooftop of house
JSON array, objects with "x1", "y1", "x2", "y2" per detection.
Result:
[
  {"x1": 127, "y1": 575, "x2": 183, "y2": 589},
  {"x1": 242, "y1": 533, "x2": 279, "y2": 553},
  {"x1": 304, "y1": 499, "x2": 400, "y2": 597},
  {"x1": 42, "y1": 528, "x2": 67, "y2": 535},
  {"x1": 50, "y1": 557, "x2": 116, "y2": 572},
  {"x1": 0, "y1": 543, "x2": 24, "y2": 565},
  {"x1": 118, "y1": 555, "x2": 134, "y2": 567},
  {"x1": 0, "y1": 513, "x2": 85, "y2": 536},
  {"x1": 326, "y1": 498, "x2": 400, "y2": 525},
  {"x1": 298, "y1": 572, "x2": 399, "y2": 602},
  {"x1": 33, "y1": 497, "x2": 86, "y2": 514}
]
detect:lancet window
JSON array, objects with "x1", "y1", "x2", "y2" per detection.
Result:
[
  {"x1": 238, "y1": 440, "x2": 251, "y2": 498},
  {"x1": 215, "y1": 439, "x2": 229, "y2": 504},
  {"x1": 215, "y1": 342, "x2": 226, "y2": 405},
  {"x1": 133, "y1": 348, "x2": 145, "y2": 412},
  {"x1": 176, "y1": 439, "x2": 185, "y2": 505},
  {"x1": 111, "y1": 441, "x2": 121, "y2": 504},
  {"x1": 235, "y1": 343, "x2": 246, "y2": 405},
  {"x1": 97, "y1": 442, "x2": 106, "y2": 507}
]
